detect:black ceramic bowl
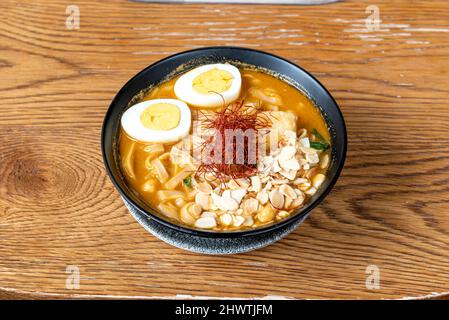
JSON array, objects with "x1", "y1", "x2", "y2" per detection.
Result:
[{"x1": 102, "y1": 46, "x2": 347, "y2": 254}]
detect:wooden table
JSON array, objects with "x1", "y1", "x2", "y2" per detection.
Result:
[{"x1": 1, "y1": 0, "x2": 449, "y2": 300}]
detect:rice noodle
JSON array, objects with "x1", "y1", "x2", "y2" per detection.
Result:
[
  {"x1": 165, "y1": 167, "x2": 192, "y2": 190},
  {"x1": 143, "y1": 143, "x2": 164, "y2": 155},
  {"x1": 248, "y1": 87, "x2": 283, "y2": 106},
  {"x1": 143, "y1": 144, "x2": 165, "y2": 169},
  {"x1": 242, "y1": 73, "x2": 261, "y2": 86},
  {"x1": 183, "y1": 183, "x2": 198, "y2": 201},
  {"x1": 157, "y1": 202, "x2": 179, "y2": 221},
  {"x1": 156, "y1": 190, "x2": 186, "y2": 201},
  {"x1": 173, "y1": 163, "x2": 182, "y2": 175},
  {"x1": 159, "y1": 152, "x2": 171, "y2": 161},
  {"x1": 170, "y1": 143, "x2": 197, "y2": 170},
  {"x1": 151, "y1": 158, "x2": 169, "y2": 183},
  {"x1": 121, "y1": 141, "x2": 136, "y2": 180}
]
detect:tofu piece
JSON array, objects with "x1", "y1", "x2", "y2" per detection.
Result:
[
  {"x1": 260, "y1": 111, "x2": 297, "y2": 151},
  {"x1": 263, "y1": 111, "x2": 297, "y2": 136}
]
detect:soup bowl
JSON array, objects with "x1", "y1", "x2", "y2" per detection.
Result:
[{"x1": 102, "y1": 46, "x2": 347, "y2": 254}]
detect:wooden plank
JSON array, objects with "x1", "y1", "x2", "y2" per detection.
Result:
[
  {"x1": 134, "y1": 0, "x2": 341, "y2": 5},
  {"x1": 1, "y1": 0, "x2": 449, "y2": 299}
]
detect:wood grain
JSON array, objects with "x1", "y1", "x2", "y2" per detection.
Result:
[{"x1": 1, "y1": 0, "x2": 449, "y2": 299}]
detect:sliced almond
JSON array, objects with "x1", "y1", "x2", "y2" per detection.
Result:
[
  {"x1": 195, "y1": 192, "x2": 210, "y2": 210},
  {"x1": 293, "y1": 178, "x2": 309, "y2": 185},
  {"x1": 306, "y1": 152, "x2": 320, "y2": 164},
  {"x1": 256, "y1": 190, "x2": 269, "y2": 205},
  {"x1": 243, "y1": 198, "x2": 259, "y2": 215},
  {"x1": 320, "y1": 154, "x2": 330, "y2": 169},
  {"x1": 232, "y1": 215, "x2": 245, "y2": 227},
  {"x1": 279, "y1": 184, "x2": 298, "y2": 200},
  {"x1": 312, "y1": 173, "x2": 326, "y2": 189},
  {"x1": 237, "y1": 178, "x2": 251, "y2": 189},
  {"x1": 219, "y1": 213, "x2": 232, "y2": 226},
  {"x1": 300, "y1": 137, "x2": 310, "y2": 148},
  {"x1": 299, "y1": 158, "x2": 310, "y2": 170},
  {"x1": 299, "y1": 146, "x2": 316, "y2": 154},
  {"x1": 284, "y1": 196, "x2": 293, "y2": 209},
  {"x1": 196, "y1": 181, "x2": 212, "y2": 194},
  {"x1": 305, "y1": 167, "x2": 320, "y2": 179},
  {"x1": 265, "y1": 181, "x2": 273, "y2": 190},
  {"x1": 210, "y1": 192, "x2": 222, "y2": 210},
  {"x1": 279, "y1": 146, "x2": 296, "y2": 161},
  {"x1": 291, "y1": 190, "x2": 305, "y2": 208},
  {"x1": 305, "y1": 187, "x2": 317, "y2": 196},
  {"x1": 194, "y1": 216, "x2": 217, "y2": 229},
  {"x1": 278, "y1": 210, "x2": 290, "y2": 219},
  {"x1": 297, "y1": 128, "x2": 307, "y2": 138},
  {"x1": 180, "y1": 203, "x2": 197, "y2": 225},
  {"x1": 257, "y1": 205, "x2": 275, "y2": 223},
  {"x1": 221, "y1": 197, "x2": 239, "y2": 211},
  {"x1": 201, "y1": 211, "x2": 217, "y2": 218},
  {"x1": 279, "y1": 169, "x2": 297, "y2": 180},
  {"x1": 271, "y1": 178, "x2": 290, "y2": 185},
  {"x1": 228, "y1": 179, "x2": 241, "y2": 190},
  {"x1": 231, "y1": 188, "x2": 247, "y2": 204},
  {"x1": 222, "y1": 189, "x2": 231, "y2": 198},
  {"x1": 180, "y1": 211, "x2": 195, "y2": 225},
  {"x1": 269, "y1": 189, "x2": 284, "y2": 209},
  {"x1": 249, "y1": 176, "x2": 262, "y2": 192},
  {"x1": 298, "y1": 183, "x2": 311, "y2": 191},
  {"x1": 243, "y1": 216, "x2": 254, "y2": 226},
  {"x1": 235, "y1": 178, "x2": 251, "y2": 189},
  {"x1": 262, "y1": 155, "x2": 274, "y2": 167},
  {"x1": 279, "y1": 158, "x2": 300, "y2": 171},
  {"x1": 189, "y1": 204, "x2": 203, "y2": 218},
  {"x1": 283, "y1": 130, "x2": 296, "y2": 140},
  {"x1": 272, "y1": 160, "x2": 282, "y2": 173}
]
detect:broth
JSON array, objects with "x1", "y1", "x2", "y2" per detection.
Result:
[{"x1": 119, "y1": 66, "x2": 331, "y2": 231}]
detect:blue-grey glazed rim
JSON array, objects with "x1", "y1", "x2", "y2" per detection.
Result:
[{"x1": 102, "y1": 46, "x2": 347, "y2": 239}]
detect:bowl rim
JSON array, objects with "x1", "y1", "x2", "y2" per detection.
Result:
[{"x1": 102, "y1": 46, "x2": 347, "y2": 238}]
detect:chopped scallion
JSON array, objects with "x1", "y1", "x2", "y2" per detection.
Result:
[{"x1": 183, "y1": 176, "x2": 192, "y2": 188}]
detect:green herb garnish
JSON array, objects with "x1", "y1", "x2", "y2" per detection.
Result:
[
  {"x1": 183, "y1": 176, "x2": 192, "y2": 188},
  {"x1": 310, "y1": 141, "x2": 330, "y2": 151},
  {"x1": 312, "y1": 128, "x2": 326, "y2": 142},
  {"x1": 310, "y1": 128, "x2": 330, "y2": 150}
]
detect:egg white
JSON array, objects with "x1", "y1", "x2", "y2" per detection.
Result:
[
  {"x1": 174, "y1": 63, "x2": 242, "y2": 108},
  {"x1": 121, "y1": 99, "x2": 191, "y2": 143}
]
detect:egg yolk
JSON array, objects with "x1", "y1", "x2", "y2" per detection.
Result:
[
  {"x1": 192, "y1": 68, "x2": 233, "y2": 94},
  {"x1": 140, "y1": 103, "x2": 180, "y2": 130}
]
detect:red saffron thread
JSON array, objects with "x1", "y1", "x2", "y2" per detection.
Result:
[{"x1": 195, "y1": 100, "x2": 272, "y2": 185}]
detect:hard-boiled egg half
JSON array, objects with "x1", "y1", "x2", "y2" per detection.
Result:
[
  {"x1": 174, "y1": 63, "x2": 241, "y2": 108},
  {"x1": 121, "y1": 99, "x2": 191, "y2": 143}
]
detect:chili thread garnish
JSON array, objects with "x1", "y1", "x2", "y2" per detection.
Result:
[{"x1": 195, "y1": 99, "x2": 272, "y2": 186}]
